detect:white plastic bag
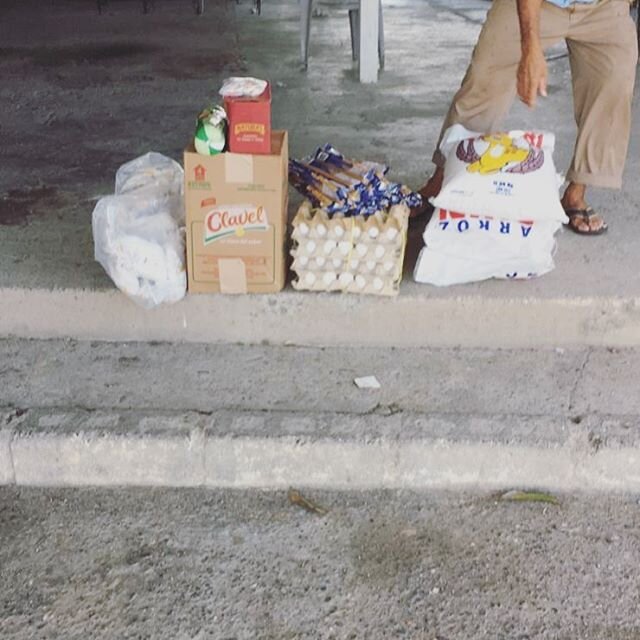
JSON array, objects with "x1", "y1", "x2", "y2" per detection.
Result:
[
  {"x1": 92, "y1": 153, "x2": 186, "y2": 308},
  {"x1": 115, "y1": 152, "x2": 184, "y2": 207},
  {"x1": 431, "y1": 125, "x2": 567, "y2": 223},
  {"x1": 219, "y1": 77, "x2": 268, "y2": 98},
  {"x1": 413, "y1": 209, "x2": 561, "y2": 286}
]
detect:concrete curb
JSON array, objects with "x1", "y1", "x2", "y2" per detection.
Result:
[
  {"x1": 2, "y1": 409, "x2": 640, "y2": 492},
  {"x1": 1, "y1": 287, "x2": 640, "y2": 348}
]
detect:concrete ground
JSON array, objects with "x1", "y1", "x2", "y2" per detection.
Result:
[
  {"x1": 1, "y1": 0, "x2": 639, "y2": 347},
  {"x1": 2, "y1": 486, "x2": 640, "y2": 640}
]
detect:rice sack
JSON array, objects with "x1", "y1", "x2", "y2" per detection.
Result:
[
  {"x1": 413, "y1": 209, "x2": 562, "y2": 287},
  {"x1": 431, "y1": 125, "x2": 567, "y2": 223}
]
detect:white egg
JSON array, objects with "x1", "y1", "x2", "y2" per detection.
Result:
[
  {"x1": 323, "y1": 240, "x2": 336, "y2": 255},
  {"x1": 339, "y1": 272, "x2": 354, "y2": 286},
  {"x1": 323, "y1": 271, "x2": 336, "y2": 286},
  {"x1": 338, "y1": 241, "x2": 351, "y2": 256},
  {"x1": 355, "y1": 243, "x2": 368, "y2": 257}
]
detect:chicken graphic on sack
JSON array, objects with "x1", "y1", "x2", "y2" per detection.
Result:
[{"x1": 456, "y1": 133, "x2": 545, "y2": 175}]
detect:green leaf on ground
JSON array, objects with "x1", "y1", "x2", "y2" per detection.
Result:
[
  {"x1": 288, "y1": 488, "x2": 329, "y2": 516},
  {"x1": 499, "y1": 490, "x2": 560, "y2": 506}
]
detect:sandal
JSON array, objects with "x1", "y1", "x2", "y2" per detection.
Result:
[{"x1": 564, "y1": 207, "x2": 608, "y2": 236}]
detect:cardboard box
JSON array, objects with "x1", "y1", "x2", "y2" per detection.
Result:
[
  {"x1": 224, "y1": 84, "x2": 272, "y2": 155},
  {"x1": 184, "y1": 130, "x2": 288, "y2": 294}
]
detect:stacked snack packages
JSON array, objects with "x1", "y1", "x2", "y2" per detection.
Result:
[
  {"x1": 289, "y1": 145, "x2": 419, "y2": 296},
  {"x1": 414, "y1": 125, "x2": 568, "y2": 287}
]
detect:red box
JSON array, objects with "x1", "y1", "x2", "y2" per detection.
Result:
[{"x1": 224, "y1": 84, "x2": 272, "y2": 155}]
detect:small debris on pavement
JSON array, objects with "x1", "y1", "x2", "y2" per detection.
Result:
[
  {"x1": 288, "y1": 488, "x2": 329, "y2": 516},
  {"x1": 499, "y1": 490, "x2": 560, "y2": 506},
  {"x1": 354, "y1": 376, "x2": 381, "y2": 390}
]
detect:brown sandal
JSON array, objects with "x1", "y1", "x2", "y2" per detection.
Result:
[{"x1": 564, "y1": 207, "x2": 608, "y2": 236}]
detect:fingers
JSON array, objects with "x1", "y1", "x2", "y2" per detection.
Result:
[
  {"x1": 519, "y1": 76, "x2": 546, "y2": 108},
  {"x1": 539, "y1": 74, "x2": 548, "y2": 98}
]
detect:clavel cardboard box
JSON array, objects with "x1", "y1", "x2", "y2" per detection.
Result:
[{"x1": 184, "y1": 130, "x2": 288, "y2": 294}]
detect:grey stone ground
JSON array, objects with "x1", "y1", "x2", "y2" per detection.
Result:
[
  {"x1": 2, "y1": 486, "x2": 640, "y2": 640},
  {"x1": 1, "y1": 4, "x2": 640, "y2": 636},
  {"x1": 0, "y1": 337, "x2": 635, "y2": 419}
]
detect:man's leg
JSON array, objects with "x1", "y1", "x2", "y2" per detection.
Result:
[
  {"x1": 562, "y1": 0, "x2": 638, "y2": 232},
  {"x1": 418, "y1": 0, "x2": 567, "y2": 205}
]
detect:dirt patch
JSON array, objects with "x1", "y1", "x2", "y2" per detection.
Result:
[
  {"x1": 154, "y1": 50, "x2": 246, "y2": 79},
  {"x1": 28, "y1": 43, "x2": 158, "y2": 67},
  {"x1": 0, "y1": 186, "x2": 64, "y2": 227}
]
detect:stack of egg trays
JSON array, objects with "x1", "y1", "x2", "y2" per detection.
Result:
[{"x1": 290, "y1": 201, "x2": 409, "y2": 296}]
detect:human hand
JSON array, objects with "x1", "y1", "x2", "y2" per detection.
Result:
[{"x1": 517, "y1": 45, "x2": 547, "y2": 108}]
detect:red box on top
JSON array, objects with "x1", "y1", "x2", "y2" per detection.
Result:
[{"x1": 224, "y1": 84, "x2": 272, "y2": 155}]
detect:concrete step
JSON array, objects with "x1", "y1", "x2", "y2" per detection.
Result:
[
  {"x1": 3, "y1": 406, "x2": 640, "y2": 492},
  {"x1": 2, "y1": 339, "x2": 639, "y2": 491},
  {"x1": 2, "y1": 280, "x2": 640, "y2": 349}
]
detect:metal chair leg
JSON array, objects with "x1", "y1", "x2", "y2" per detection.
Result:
[
  {"x1": 378, "y1": 0, "x2": 384, "y2": 69},
  {"x1": 348, "y1": 8, "x2": 359, "y2": 62},
  {"x1": 301, "y1": 0, "x2": 312, "y2": 68}
]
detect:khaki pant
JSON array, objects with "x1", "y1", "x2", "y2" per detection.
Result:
[{"x1": 434, "y1": 0, "x2": 638, "y2": 188}]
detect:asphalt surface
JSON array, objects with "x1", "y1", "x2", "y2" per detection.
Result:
[{"x1": 2, "y1": 487, "x2": 640, "y2": 639}]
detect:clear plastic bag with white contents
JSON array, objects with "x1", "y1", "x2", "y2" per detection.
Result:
[
  {"x1": 92, "y1": 153, "x2": 186, "y2": 308},
  {"x1": 115, "y1": 152, "x2": 184, "y2": 216}
]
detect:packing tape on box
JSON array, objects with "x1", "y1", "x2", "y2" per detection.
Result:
[
  {"x1": 219, "y1": 258, "x2": 248, "y2": 294},
  {"x1": 224, "y1": 153, "x2": 254, "y2": 184}
]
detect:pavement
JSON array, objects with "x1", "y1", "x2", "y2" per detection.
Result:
[
  {"x1": 2, "y1": 5, "x2": 640, "y2": 631},
  {"x1": 2, "y1": 337, "x2": 640, "y2": 492},
  {"x1": 1, "y1": 0, "x2": 640, "y2": 347},
  {"x1": 2, "y1": 486, "x2": 640, "y2": 639}
]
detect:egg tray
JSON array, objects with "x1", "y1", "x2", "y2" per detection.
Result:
[{"x1": 290, "y1": 201, "x2": 409, "y2": 296}]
